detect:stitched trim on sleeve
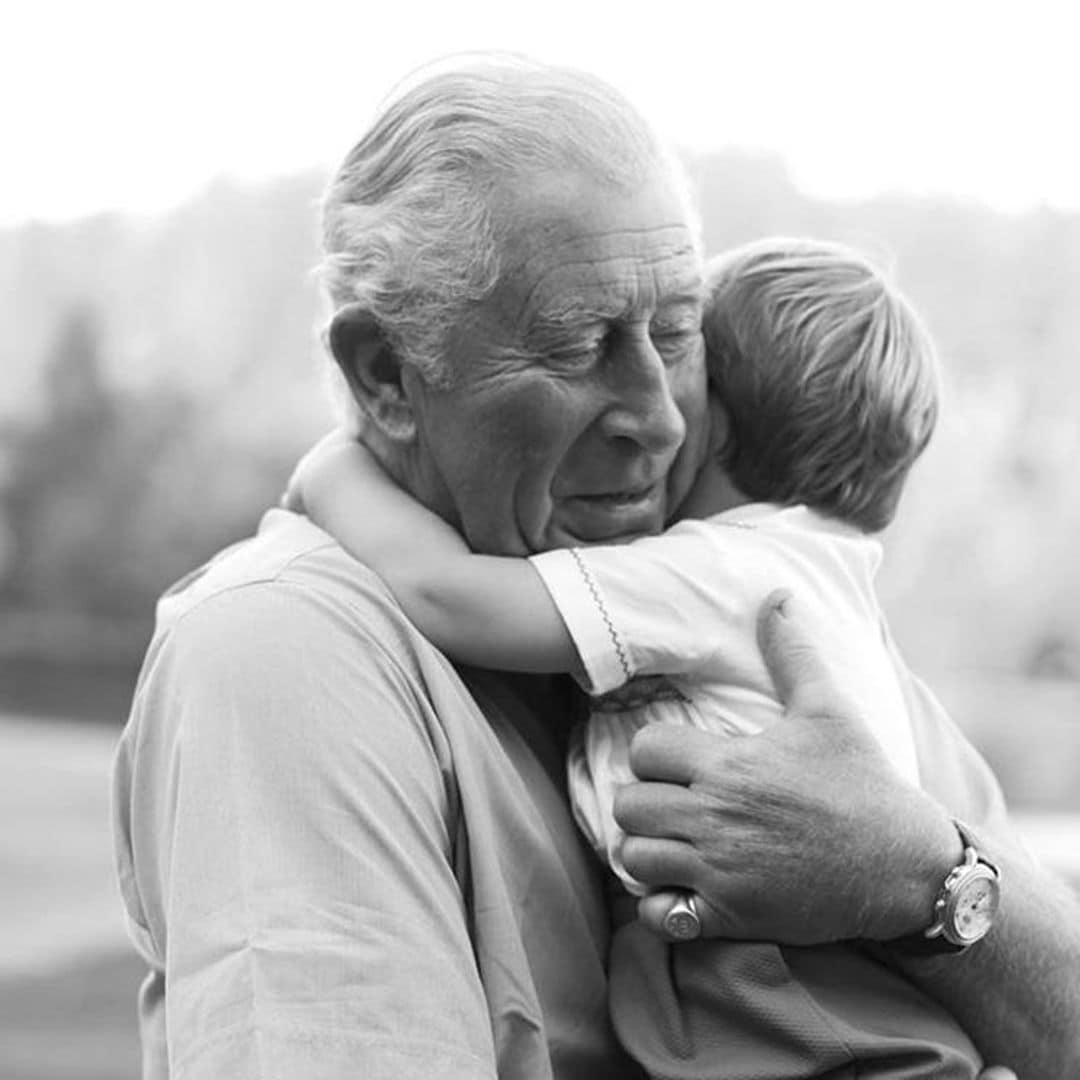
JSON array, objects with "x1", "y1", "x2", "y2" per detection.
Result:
[{"x1": 569, "y1": 548, "x2": 632, "y2": 683}]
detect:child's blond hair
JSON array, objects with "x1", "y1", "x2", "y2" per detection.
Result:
[{"x1": 703, "y1": 238, "x2": 940, "y2": 533}]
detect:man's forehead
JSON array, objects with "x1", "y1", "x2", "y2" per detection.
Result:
[
  {"x1": 486, "y1": 165, "x2": 700, "y2": 295},
  {"x1": 509, "y1": 225, "x2": 704, "y2": 322}
]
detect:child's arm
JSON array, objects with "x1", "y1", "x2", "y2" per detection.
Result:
[{"x1": 288, "y1": 431, "x2": 580, "y2": 675}]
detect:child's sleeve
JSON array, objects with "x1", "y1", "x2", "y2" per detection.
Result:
[
  {"x1": 529, "y1": 521, "x2": 761, "y2": 695},
  {"x1": 527, "y1": 548, "x2": 636, "y2": 694}
]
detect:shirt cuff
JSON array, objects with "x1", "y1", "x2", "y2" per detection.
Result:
[{"x1": 529, "y1": 548, "x2": 632, "y2": 695}]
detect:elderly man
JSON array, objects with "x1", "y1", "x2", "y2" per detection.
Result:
[{"x1": 113, "y1": 57, "x2": 1078, "y2": 1080}]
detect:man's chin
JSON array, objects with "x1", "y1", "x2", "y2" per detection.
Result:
[{"x1": 546, "y1": 498, "x2": 666, "y2": 549}]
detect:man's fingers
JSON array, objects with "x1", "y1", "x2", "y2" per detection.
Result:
[
  {"x1": 618, "y1": 835, "x2": 699, "y2": 889},
  {"x1": 637, "y1": 889, "x2": 727, "y2": 941},
  {"x1": 756, "y1": 589, "x2": 860, "y2": 720},
  {"x1": 613, "y1": 780, "x2": 703, "y2": 839},
  {"x1": 626, "y1": 722, "x2": 723, "y2": 784},
  {"x1": 976, "y1": 1069, "x2": 1017, "y2": 1080}
]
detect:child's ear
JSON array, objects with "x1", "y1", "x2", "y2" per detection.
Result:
[{"x1": 328, "y1": 304, "x2": 417, "y2": 442}]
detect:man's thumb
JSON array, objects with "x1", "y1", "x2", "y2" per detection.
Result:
[{"x1": 756, "y1": 589, "x2": 858, "y2": 720}]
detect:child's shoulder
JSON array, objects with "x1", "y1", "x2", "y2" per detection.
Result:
[
  {"x1": 701, "y1": 502, "x2": 860, "y2": 537},
  {"x1": 688, "y1": 503, "x2": 880, "y2": 565},
  {"x1": 701, "y1": 501, "x2": 807, "y2": 531}
]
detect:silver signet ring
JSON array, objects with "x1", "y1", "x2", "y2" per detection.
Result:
[{"x1": 662, "y1": 892, "x2": 702, "y2": 941}]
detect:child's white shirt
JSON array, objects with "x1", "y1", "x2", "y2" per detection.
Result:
[{"x1": 529, "y1": 503, "x2": 921, "y2": 894}]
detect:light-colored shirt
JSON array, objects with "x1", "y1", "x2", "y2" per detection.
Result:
[
  {"x1": 113, "y1": 507, "x2": 1011, "y2": 1080},
  {"x1": 112, "y1": 509, "x2": 637, "y2": 1080},
  {"x1": 531, "y1": 504, "x2": 1003, "y2": 1078},
  {"x1": 531, "y1": 504, "x2": 921, "y2": 893}
]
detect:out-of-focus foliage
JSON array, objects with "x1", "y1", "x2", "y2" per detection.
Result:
[
  {"x1": 0, "y1": 172, "x2": 332, "y2": 655},
  {"x1": 0, "y1": 153, "x2": 1077, "y2": 710},
  {"x1": 3, "y1": 307, "x2": 185, "y2": 616},
  {"x1": 684, "y1": 151, "x2": 1080, "y2": 683}
]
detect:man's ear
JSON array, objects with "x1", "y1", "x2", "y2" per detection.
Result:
[{"x1": 328, "y1": 303, "x2": 417, "y2": 442}]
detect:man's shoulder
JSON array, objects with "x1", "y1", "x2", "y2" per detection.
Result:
[
  {"x1": 119, "y1": 509, "x2": 477, "y2": 782},
  {"x1": 140, "y1": 508, "x2": 432, "y2": 692},
  {"x1": 156, "y1": 508, "x2": 388, "y2": 630}
]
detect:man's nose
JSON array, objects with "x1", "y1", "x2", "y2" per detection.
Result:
[{"x1": 600, "y1": 334, "x2": 687, "y2": 455}]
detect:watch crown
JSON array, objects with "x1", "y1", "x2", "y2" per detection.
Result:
[{"x1": 888, "y1": 820, "x2": 1001, "y2": 956}]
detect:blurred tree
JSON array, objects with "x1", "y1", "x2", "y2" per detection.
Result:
[
  {"x1": 0, "y1": 302, "x2": 308, "y2": 631},
  {"x1": 1, "y1": 306, "x2": 138, "y2": 615}
]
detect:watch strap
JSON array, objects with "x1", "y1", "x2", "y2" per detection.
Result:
[
  {"x1": 889, "y1": 925, "x2": 969, "y2": 956},
  {"x1": 887, "y1": 819, "x2": 999, "y2": 957}
]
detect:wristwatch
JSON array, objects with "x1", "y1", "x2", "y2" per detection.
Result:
[{"x1": 889, "y1": 820, "x2": 1001, "y2": 956}]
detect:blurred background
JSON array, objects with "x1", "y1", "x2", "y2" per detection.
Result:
[{"x1": 3, "y1": 2, "x2": 1078, "y2": 1077}]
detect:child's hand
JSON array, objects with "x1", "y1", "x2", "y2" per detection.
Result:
[{"x1": 280, "y1": 428, "x2": 363, "y2": 514}]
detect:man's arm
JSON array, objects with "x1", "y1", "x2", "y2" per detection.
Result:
[
  {"x1": 617, "y1": 592, "x2": 1080, "y2": 1080},
  {"x1": 890, "y1": 828, "x2": 1080, "y2": 1080},
  {"x1": 880, "y1": 661, "x2": 1080, "y2": 1080},
  {"x1": 116, "y1": 581, "x2": 500, "y2": 1079}
]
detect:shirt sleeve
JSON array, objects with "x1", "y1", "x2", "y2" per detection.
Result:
[
  {"x1": 885, "y1": 630, "x2": 1011, "y2": 831},
  {"x1": 118, "y1": 581, "x2": 499, "y2": 1080},
  {"x1": 530, "y1": 522, "x2": 761, "y2": 695}
]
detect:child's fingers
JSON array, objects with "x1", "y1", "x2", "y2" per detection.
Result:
[
  {"x1": 283, "y1": 427, "x2": 357, "y2": 514},
  {"x1": 280, "y1": 478, "x2": 304, "y2": 512}
]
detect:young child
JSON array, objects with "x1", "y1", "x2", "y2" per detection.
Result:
[{"x1": 291, "y1": 238, "x2": 983, "y2": 1078}]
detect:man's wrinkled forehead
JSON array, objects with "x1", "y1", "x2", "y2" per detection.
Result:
[{"x1": 508, "y1": 224, "x2": 704, "y2": 332}]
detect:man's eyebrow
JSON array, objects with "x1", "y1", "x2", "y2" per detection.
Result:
[
  {"x1": 656, "y1": 288, "x2": 705, "y2": 311},
  {"x1": 652, "y1": 299, "x2": 704, "y2": 326},
  {"x1": 525, "y1": 297, "x2": 613, "y2": 338},
  {"x1": 526, "y1": 280, "x2": 704, "y2": 332}
]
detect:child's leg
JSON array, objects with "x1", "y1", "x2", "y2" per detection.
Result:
[{"x1": 609, "y1": 920, "x2": 982, "y2": 1079}]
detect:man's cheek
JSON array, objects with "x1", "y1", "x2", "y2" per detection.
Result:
[
  {"x1": 674, "y1": 342, "x2": 706, "y2": 404},
  {"x1": 673, "y1": 365, "x2": 708, "y2": 441},
  {"x1": 453, "y1": 456, "x2": 530, "y2": 555},
  {"x1": 501, "y1": 392, "x2": 563, "y2": 440}
]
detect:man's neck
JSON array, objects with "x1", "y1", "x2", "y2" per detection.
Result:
[
  {"x1": 675, "y1": 456, "x2": 753, "y2": 522},
  {"x1": 362, "y1": 428, "x2": 461, "y2": 531}
]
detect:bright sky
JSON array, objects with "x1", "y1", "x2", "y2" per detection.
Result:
[{"x1": 3, "y1": 0, "x2": 1078, "y2": 226}]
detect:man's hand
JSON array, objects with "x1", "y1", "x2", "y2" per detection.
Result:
[{"x1": 614, "y1": 589, "x2": 960, "y2": 946}]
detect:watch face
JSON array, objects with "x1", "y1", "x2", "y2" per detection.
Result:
[{"x1": 951, "y1": 872, "x2": 1001, "y2": 942}]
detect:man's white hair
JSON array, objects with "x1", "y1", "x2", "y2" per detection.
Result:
[{"x1": 320, "y1": 53, "x2": 699, "y2": 416}]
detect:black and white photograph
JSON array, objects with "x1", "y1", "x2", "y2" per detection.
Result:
[{"x1": 2, "y1": 3, "x2": 1078, "y2": 1078}]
